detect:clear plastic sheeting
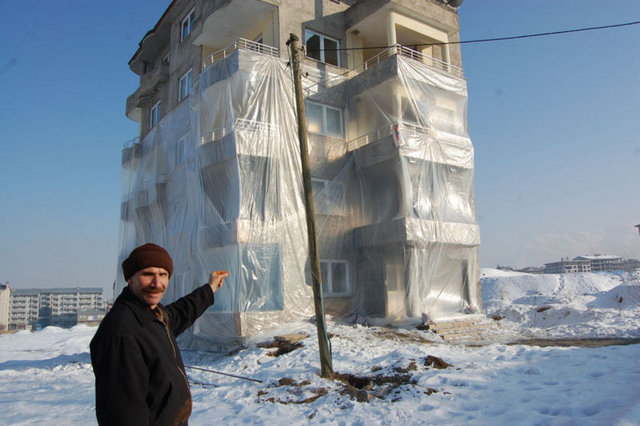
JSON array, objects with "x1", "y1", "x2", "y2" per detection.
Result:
[{"x1": 118, "y1": 44, "x2": 480, "y2": 348}]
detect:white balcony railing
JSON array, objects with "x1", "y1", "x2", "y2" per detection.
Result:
[
  {"x1": 355, "y1": 44, "x2": 464, "y2": 79},
  {"x1": 348, "y1": 121, "x2": 436, "y2": 151},
  {"x1": 201, "y1": 118, "x2": 279, "y2": 145},
  {"x1": 202, "y1": 38, "x2": 280, "y2": 70}
]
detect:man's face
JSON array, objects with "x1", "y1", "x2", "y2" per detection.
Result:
[{"x1": 127, "y1": 267, "x2": 170, "y2": 309}]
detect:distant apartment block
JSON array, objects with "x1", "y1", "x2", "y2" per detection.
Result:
[
  {"x1": 8, "y1": 287, "x2": 106, "y2": 330},
  {"x1": 0, "y1": 284, "x2": 9, "y2": 331},
  {"x1": 544, "y1": 259, "x2": 592, "y2": 274},
  {"x1": 77, "y1": 309, "x2": 108, "y2": 327},
  {"x1": 544, "y1": 255, "x2": 639, "y2": 274}
]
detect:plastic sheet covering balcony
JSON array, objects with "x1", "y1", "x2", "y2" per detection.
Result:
[{"x1": 118, "y1": 46, "x2": 480, "y2": 349}]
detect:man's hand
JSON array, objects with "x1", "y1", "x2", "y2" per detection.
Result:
[{"x1": 208, "y1": 270, "x2": 229, "y2": 293}]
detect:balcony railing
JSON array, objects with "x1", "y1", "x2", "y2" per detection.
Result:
[
  {"x1": 355, "y1": 44, "x2": 464, "y2": 79},
  {"x1": 201, "y1": 118, "x2": 279, "y2": 144},
  {"x1": 348, "y1": 121, "x2": 436, "y2": 151},
  {"x1": 202, "y1": 38, "x2": 280, "y2": 70}
]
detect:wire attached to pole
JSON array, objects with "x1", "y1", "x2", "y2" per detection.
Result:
[{"x1": 185, "y1": 365, "x2": 263, "y2": 383}]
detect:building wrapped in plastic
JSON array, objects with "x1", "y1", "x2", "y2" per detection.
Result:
[{"x1": 120, "y1": 0, "x2": 480, "y2": 348}]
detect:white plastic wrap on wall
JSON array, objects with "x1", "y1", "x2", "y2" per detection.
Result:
[{"x1": 118, "y1": 48, "x2": 480, "y2": 347}]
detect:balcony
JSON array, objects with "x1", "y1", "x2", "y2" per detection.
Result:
[
  {"x1": 122, "y1": 137, "x2": 142, "y2": 167},
  {"x1": 356, "y1": 45, "x2": 463, "y2": 79},
  {"x1": 348, "y1": 122, "x2": 472, "y2": 170},
  {"x1": 126, "y1": 61, "x2": 170, "y2": 122},
  {"x1": 202, "y1": 38, "x2": 279, "y2": 71}
]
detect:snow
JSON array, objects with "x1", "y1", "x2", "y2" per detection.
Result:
[{"x1": 1, "y1": 270, "x2": 639, "y2": 425}]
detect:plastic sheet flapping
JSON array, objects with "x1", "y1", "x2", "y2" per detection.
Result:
[{"x1": 117, "y1": 48, "x2": 480, "y2": 348}]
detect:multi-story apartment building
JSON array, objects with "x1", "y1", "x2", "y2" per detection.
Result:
[
  {"x1": 544, "y1": 255, "x2": 639, "y2": 274},
  {"x1": 8, "y1": 288, "x2": 106, "y2": 330},
  {"x1": 544, "y1": 259, "x2": 592, "y2": 274},
  {"x1": 121, "y1": 0, "x2": 480, "y2": 348},
  {"x1": 573, "y1": 255, "x2": 623, "y2": 272}
]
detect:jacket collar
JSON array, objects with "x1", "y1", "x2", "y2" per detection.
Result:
[{"x1": 117, "y1": 286, "x2": 165, "y2": 327}]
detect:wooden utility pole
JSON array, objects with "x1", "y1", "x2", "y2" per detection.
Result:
[{"x1": 286, "y1": 33, "x2": 334, "y2": 379}]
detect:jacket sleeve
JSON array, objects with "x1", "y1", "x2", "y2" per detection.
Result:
[
  {"x1": 164, "y1": 284, "x2": 214, "y2": 337},
  {"x1": 91, "y1": 334, "x2": 151, "y2": 426}
]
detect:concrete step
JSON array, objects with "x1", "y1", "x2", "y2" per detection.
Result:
[{"x1": 420, "y1": 315, "x2": 502, "y2": 344}]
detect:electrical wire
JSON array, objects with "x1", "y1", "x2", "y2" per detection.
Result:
[
  {"x1": 450, "y1": 19, "x2": 640, "y2": 46},
  {"x1": 300, "y1": 19, "x2": 640, "y2": 90},
  {"x1": 306, "y1": 19, "x2": 640, "y2": 54}
]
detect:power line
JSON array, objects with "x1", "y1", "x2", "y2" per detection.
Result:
[
  {"x1": 452, "y1": 19, "x2": 640, "y2": 46},
  {"x1": 301, "y1": 19, "x2": 640, "y2": 90},
  {"x1": 306, "y1": 19, "x2": 640, "y2": 53}
]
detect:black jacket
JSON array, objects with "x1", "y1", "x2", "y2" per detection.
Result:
[{"x1": 90, "y1": 284, "x2": 214, "y2": 426}]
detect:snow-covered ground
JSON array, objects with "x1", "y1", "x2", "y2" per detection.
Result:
[{"x1": 1, "y1": 269, "x2": 639, "y2": 425}]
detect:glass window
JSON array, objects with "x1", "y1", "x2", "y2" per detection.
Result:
[
  {"x1": 181, "y1": 9, "x2": 195, "y2": 41},
  {"x1": 311, "y1": 178, "x2": 328, "y2": 194},
  {"x1": 323, "y1": 37, "x2": 339, "y2": 67},
  {"x1": 306, "y1": 102, "x2": 323, "y2": 134},
  {"x1": 319, "y1": 260, "x2": 350, "y2": 296},
  {"x1": 176, "y1": 134, "x2": 188, "y2": 164},
  {"x1": 304, "y1": 30, "x2": 340, "y2": 66},
  {"x1": 325, "y1": 107, "x2": 342, "y2": 137},
  {"x1": 306, "y1": 33, "x2": 321, "y2": 62},
  {"x1": 150, "y1": 101, "x2": 161, "y2": 128},
  {"x1": 305, "y1": 101, "x2": 343, "y2": 137},
  {"x1": 178, "y1": 69, "x2": 193, "y2": 102},
  {"x1": 332, "y1": 262, "x2": 347, "y2": 294}
]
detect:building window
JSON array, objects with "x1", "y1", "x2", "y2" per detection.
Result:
[
  {"x1": 181, "y1": 8, "x2": 195, "y2": 41},
  {"x1": 320, "y1": 260, "x2": 350, "y2": 296},
  {"x1": 306, "y1": 101, "x2": 343, "y2": 137},
  {"x1": 176, "y1": 134, "x2": 188, "y2": 164},
  {"x1": 311, "y1": 177, "x2": 329, "y2": 194},
  {"x1": 150, "y1": 101, "x2": 161, "y2": 128},
  {"x1": 305, "y1": 30, "x2": 340, "y2": 66},
  {"x1": 178, "y1": 69, "x2": 193, "y2": 102}
]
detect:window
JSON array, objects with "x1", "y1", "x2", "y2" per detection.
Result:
[
  {"x1": 178, "y1": 69, "x2": 193, "y2": 102},
  {"x1": 181, "y1": 9, "x2": 195, "y2": 41},
  {"x1": 176, "y1": 134, "x2": 188, "y2": 164},
  {"x1": 305, "y1": 30, "x2": 340, "y2": 66},
  {"x1": 150, "y1": 101, "x2": 161, "y2": 128},
  {"x1": 311, "y1": 178, "x2": 329, "y2": 194},
  {"x1": 306, "y1": 101, "x2": 343, "y2": 137},
  {"x1": 320, "y1": 260, "x2": 350, "y2": 296}
]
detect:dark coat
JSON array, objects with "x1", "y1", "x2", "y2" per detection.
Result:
[{"x1": 90, "y1": 284, "x2": 214, "y2": 426}]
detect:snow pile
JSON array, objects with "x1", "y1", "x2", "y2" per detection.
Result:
[
  {"x1": 1, "y1": 271, "x2": 639, "y2": 425},
  {"x1": 482, "y1": 269, "x2": 640, "y2": 339}
]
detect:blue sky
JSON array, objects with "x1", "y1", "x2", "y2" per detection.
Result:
[{"x1": 0, "y1": 0, "x2": 638, "y2": 295}]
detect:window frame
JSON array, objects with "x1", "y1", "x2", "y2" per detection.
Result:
[
  {"x1": 304, "y1": 30, "x2": 340, "y2": 66},
  {"x1": 320, "y1": 259, "x2": 350, "y2": 296},
  {"x1": 178, "y1": 68, "x2": 193, "y2": 102},
  {"x1": 305, "y1": 100, "x2": 344, "y2": 137},
  {"x1": 150, "y1": 101, "x2": 161, "y2": 128},
  {"x1": 176, "y1": 133, "x2": 189, "y2": 165},
  {"x1": 181, "y1": 8, "x2": 195, "y2": 42}
]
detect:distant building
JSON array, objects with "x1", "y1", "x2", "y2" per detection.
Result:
[
  {"x1": 544, "y1": 259, "x2": 592, "y2": 274},
  {"x1": 0, "y1": 284, "x2": 10, "y2": 331},
  {"x1": 9, "y1": 287, "x2": 106, "y2": 330},
  {"x1": 573, "y1": 255, "x2": 623, "y2": 272},
  {"x1": 77, "y1": 309, "x2": 107, "y2": 327},
  {"x1": 496, "y1": 265, "x2": 544, "y2": 274},
  {"x1": 544, "y1": 254, "x2": 638, "y2": 274}
]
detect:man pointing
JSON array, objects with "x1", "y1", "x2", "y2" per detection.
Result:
[{"x1": 90, "y1": 243, "x2": 228, "y2": 425}]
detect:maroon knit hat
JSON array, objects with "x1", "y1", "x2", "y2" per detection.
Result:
[{"x1": 122, "y1": 243, "x2": 173, "y2": 280}]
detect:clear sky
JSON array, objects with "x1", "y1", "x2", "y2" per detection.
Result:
[{"x1": 1, "y1": 0, "x2": 638, "y2": 296}]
